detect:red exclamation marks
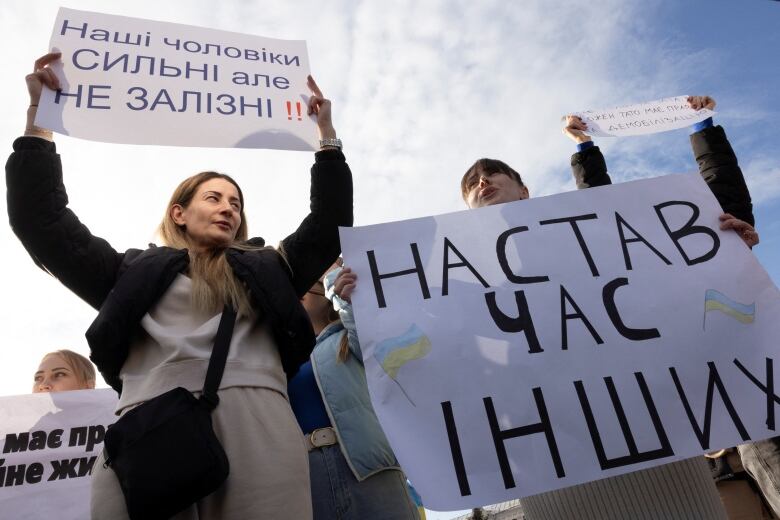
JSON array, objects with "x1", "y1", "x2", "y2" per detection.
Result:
[{"x1": 286, "y1": 101, "x2": 303, "y2": 121}]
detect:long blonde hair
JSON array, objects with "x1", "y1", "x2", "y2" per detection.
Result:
[{"x1": 158, "y1": 171, "x2": 256, "y2": 317}]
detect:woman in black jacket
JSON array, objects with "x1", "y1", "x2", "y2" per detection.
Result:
[{"x1": 8, "y1": 52, "x2": 353, "y2": 519}]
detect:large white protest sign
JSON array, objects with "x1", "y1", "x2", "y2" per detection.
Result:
[
  {"x1": 339, "y1": 174, "x2": 780, "y2": 510},
  {"x1": 0, "y1": 389, "x2": 116, "y2": 519},
  {"x1": 36, "y1": 8, "x2": 317, "y2": 150},
  {"x1": 573, "y1": 96, "x2": 715, "y2": 137}
]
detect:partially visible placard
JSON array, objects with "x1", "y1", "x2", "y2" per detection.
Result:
[
  {"x1": 572, "y1": 96, "x2": 715, "y2": 137},
  {"x1": 0, "y1": 389, "x2": 117, "y2": 519}
]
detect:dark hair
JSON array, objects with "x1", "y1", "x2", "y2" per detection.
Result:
[{"x1": 460, "y1": 158, "x2": 524, "y2": 199}]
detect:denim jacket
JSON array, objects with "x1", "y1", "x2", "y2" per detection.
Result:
[{"x1": 309, "y1": 268, "x2": 401, "y2": 481}]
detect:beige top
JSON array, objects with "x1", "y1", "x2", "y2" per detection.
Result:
[
  {"x1": 116, "y1": 273, "x2": 286, "y2": 413},
  {"x1": 521, "y1": 457, "x2": 727, "y2": 520}
]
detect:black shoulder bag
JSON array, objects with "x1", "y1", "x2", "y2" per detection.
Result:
[{"x1": 103, "y1": 306, "x2": 237, "y2": 520}]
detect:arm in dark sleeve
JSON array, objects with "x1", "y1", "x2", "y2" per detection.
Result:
[
  {"x1": 6, "y1": 137, "x2": 124, "y2": 309},
  {"x1": 570, "y1": 145, "x2": 612, "y2": 189},
  {"x1": 690, "y1": 125, "x2": 754, "y2": 226},
  {"x1": 278, "y1": 149, "x2": 354, "y2": 296}
]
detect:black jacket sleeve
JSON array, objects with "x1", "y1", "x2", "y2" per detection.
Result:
[
  {"x1": 570, "y1": 145, "x2": 612, "y2": 189},
  {"x1": 278, "y1": 148, "x2": 354, "y2": 297},
  {"x1": 690, "y1": 125, "x2": 754, "y2": 226},
  {"x1": 6, "y1": 137, "x2": 124, "y2": 309}
]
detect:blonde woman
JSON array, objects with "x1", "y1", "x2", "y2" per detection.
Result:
[
  {"x1": 8, "y1": 52, "x2": 353, "y2": 519},
  {"x1": 33, "y1": 349, "x2": 96, "y2": 393}
]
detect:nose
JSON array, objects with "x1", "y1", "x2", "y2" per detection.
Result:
[
  {"x1": 37, "y1": 379, "x2": 52, "y2": 392},
  {"x1": 219, "y1": 201, "x2": 234, "y2": 215},
  {"x1": 479, "y1": 175, "x2": 490, "y2": 187}
]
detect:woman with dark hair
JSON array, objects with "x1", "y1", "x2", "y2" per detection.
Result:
[{"x1": 8, "y1": 52, "x2": 353, "y2": 519}]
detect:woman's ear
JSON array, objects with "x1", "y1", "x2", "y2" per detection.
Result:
[{"x1": 171, "y1": 204, "x2": 186, "y2": 226}]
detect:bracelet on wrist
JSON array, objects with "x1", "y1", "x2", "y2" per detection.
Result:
[{"x1": 319, "y1": 138, "x2": 342, "y2": 150}]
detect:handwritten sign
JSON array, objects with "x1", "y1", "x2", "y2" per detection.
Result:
[
  {"x1": 0, "y1": 389, "x2": 117, "y2": 519},
  {"x1": 339, "y1": 174, "x2": 780, "y2": 510},
  {"x1": 572, "y1": 96, "x2": 715, "y2": 137},
  {"x1": 36, "y1": 8, "x2": 317, "y2": 150}
]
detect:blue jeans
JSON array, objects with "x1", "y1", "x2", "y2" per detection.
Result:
[
  {"x1": 738, "y1": 436, "x2": 780, "y2": 517},
  {"x1": 308, "y1": 444, "x2": 420, "y2": 520}
]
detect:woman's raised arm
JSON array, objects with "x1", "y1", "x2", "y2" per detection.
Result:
[{"x1": 7, "y1": 54, "x2": 126, "y2": 309}]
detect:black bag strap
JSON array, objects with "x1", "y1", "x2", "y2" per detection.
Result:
[{"x1": 199, "y1": 305, "x2": 237, "y2": 411}]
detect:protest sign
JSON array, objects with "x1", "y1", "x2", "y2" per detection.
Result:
[
  {"x1": 339, "y1": 174, "x2": 780, "y2": 510},
  {"x1": 572, "y1": 96, "x2": 715, "y2": 137},
  {"x1": 36, "y1": 8, "x2": 317, "y2": 150},
  {"x1": 0, "y1": 389, "x2": 116, "y2": 519}
]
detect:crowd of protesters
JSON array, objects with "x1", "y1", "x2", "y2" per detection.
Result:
[{"x1": 7, "y1": 51, "x2": 777, "y2": 520}]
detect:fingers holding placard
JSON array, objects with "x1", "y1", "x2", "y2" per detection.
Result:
[{"x1": 307, "y1": 75, "x2": 336, "y2": 140}]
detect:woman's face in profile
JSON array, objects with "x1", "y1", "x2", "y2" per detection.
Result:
[{"x1": 32, "y1": 354, "x2": 84, "y2": 393}]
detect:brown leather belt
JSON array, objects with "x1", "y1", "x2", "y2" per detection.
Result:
[{"x1": 304, "y1": 427, "x2": 338, "y2": 451}]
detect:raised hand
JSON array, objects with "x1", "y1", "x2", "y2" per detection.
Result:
[
  {"x1": 562, "y1": 115, "x2": 592, "y2": 144},
  {"x1": 307, "y1": 75, "x2": 336, "y2": 140},
  {"x1": 26, "y1": 52, "x2": 62, "y2": 106},
  {"x1": 687, "y1": 95, "x2": 716, "y2": 111}
]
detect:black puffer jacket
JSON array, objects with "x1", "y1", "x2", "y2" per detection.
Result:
[
  {"x1": 569, "y1": 125, "x2": 754, "y2": 225},
  {"x1": 6, "y1": 137, "x2": 353, "y2": 392}
]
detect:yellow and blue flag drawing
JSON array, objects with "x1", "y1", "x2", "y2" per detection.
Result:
[
  {"x1": 375, "y1": 324, "x2": 432, "y2": 406},
  {"x1": 704, "y1": 289, "x2": 755, "y2": 327}
]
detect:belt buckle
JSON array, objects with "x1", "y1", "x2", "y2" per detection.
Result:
[{"x1": 309, "y1": 427, "x2": 335, "y2": 449}]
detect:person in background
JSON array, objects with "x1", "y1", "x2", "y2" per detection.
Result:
[
  {"x1": 289, "y1": 262, "x2": 421, "y2": 519},
  {"x1": 33, "y1": 349, "x2": 96, "y2": 393},
  {"x1": 705, "y1": 447, "x2": 775, "y2": 519}
]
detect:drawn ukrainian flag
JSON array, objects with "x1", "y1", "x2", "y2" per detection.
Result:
[
  {"x1": 704, "y1": 289, "x2": 755, "y2": 324},
  {"x1": 375, "y1": 324, "x2": 432, "y2": 380}
]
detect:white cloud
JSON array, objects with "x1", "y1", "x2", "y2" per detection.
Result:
[{"x1": 743, "y1": 156, "x2": 780, "y2": 206}]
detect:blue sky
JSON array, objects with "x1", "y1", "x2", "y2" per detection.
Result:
[
  {"x1": 604, "y1": 1, "x2": 779, "y2": 287},
  {"x1": 0, "y1": 1, "x2": 777, "y2": 518}
]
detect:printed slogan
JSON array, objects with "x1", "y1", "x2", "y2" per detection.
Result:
[
  {"x1": 36, "y1": 8, "x2": 317, "y2": 150},
  {"x1": 0, "y1": 390, "x2": 117, "y2": 519}
]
